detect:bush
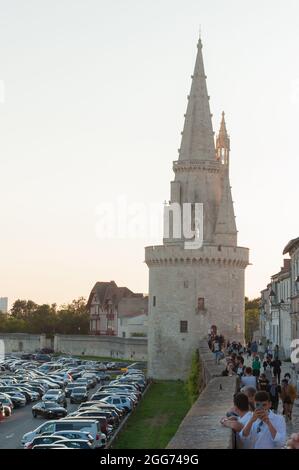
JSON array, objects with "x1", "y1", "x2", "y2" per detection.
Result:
[{"x1": 185, "y1": 349, "x2": 202, "y2": 405}]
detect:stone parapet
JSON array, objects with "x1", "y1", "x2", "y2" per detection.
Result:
[{"x1": 145, "y1": 244, "x2": 249, "y2": 269}]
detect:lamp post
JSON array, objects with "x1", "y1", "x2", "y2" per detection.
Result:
[{"x1": 269, "y1": 289, "x2": 277, "y2": 346}]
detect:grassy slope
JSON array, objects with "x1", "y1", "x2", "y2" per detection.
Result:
[{"x1": 113, "y1": 380, "x2": 190, "y2": 449}]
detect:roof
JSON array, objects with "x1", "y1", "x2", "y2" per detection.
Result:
[
  {"x1": 86, "y1": 281, "x2": 135, "y2": 309},
  {"x1": 283, "y1": 237, "x2": 299, "y2": 255},
  {"x1": 179, "y1": 38, "x2": 215, "y2": 161}
]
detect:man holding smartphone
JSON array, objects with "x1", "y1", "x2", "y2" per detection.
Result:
[{"x1": 240, "y1": 391, "x2": 286, "y2": 448}]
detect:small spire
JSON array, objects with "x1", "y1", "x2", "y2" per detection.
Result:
[{"x1": 216, "y1": 111, "x2": 230, "y2": 165}]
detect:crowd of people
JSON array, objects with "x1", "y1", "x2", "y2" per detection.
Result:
[{"x1": 218, "y1": 338, "x2": 299, "y2": 449}]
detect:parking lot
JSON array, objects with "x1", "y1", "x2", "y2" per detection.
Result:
[{"x1": 0, "y1": 354, "x2": 147, "y2": 449}]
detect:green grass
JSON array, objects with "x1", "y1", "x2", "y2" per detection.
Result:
[{"x1": 112, "y1": 380, "x2": 190, "y2": 449}]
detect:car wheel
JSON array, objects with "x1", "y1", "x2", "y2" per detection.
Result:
[{"x1": 33, "y1": 412, "x2": 37, "y2": 418}]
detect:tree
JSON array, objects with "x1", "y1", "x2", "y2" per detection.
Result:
[
  {"x1": 10, "y1": 300, "x2": 38, "y2": 319},
  {"x1": 245, "y1": 297, "x2": 260, "y2": 343}
]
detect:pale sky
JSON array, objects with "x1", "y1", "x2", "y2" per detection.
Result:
[{"x1": 0, "y1": 0, "x2": 299, "y2": 308}]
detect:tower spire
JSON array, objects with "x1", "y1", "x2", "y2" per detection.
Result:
[
  {"x1": 216, "y1": 111, "x2": 230, "y2": 166},
  {"x1": 179, "y1": 38, "x2": 215, "y2": 161}
]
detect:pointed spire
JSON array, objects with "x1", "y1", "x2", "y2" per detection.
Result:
[
  {"x1": 178, "y1": 37, "x2": 215, "y2": 161},
  {"x1": 216, "y1": 111, "x2": 230, "y2": 165}
]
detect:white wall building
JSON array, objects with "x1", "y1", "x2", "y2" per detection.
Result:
[
  {"x1": 283, "y1": 237, "x2": 299, "y2": 341},
  {"x1": 260, "y1": 259, "x2": 292, "y2": 359}
]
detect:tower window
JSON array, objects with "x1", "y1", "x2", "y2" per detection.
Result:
[
  {"x1": 153, "y1": 296, "x2": 156, "y2": 307},
  {"x1": 218, "y1": 245, "x2": 222, "y2": 251},
  {"x1": 184, "y1": 280, "x2": 189, "y2": 288},
  {"x1": 180, "y1": 321, "x2": 188, "y2": 333},
  {"x1": 198, "y1": 298, "x2": 205, "y2": 310}
]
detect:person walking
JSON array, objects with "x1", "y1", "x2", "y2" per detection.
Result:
[
  {"x1": 252, "y1": 356, "x2": 261, "y2": 378},
  {"x1": 264, "y1": 362, "x2": 272, "y2": 383},
  {"x1": 268, "y1": 377, "x2": 281, "y2": 413},
  {"x1": 258, "y1": 373, "x2": 269, "y2": 392},
  {"x1": 271, "y1": 357, "x2": 282, "y2": 384},
  {"x1": 258, "y1": 341, "x2": 264, "y2": 361},
  {"x1": 240, "y1": 391, "x2": 286, "y2": 449},
  {"x1": 213, "y1": 338, "x2": 221, "y2": 364},
  {"x1": 274, "y1": 344, "x2": 279, "y2": 360},
  {"x1": 280, "y1": 379, "x2": 297, "y2": 422},
  {"x1": 251, "y1": 341, "x2": 258, "y2": 358}
]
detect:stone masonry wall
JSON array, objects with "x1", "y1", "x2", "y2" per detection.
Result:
[{"x1": 167, "y1": 340, "x2": 237, "y2": 449}]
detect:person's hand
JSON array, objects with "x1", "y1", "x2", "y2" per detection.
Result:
[
  {"x1": 286, "y1": 433, "x2": 299, "y2": 449},
  {"x1": 260, "y1": 412, "x2": 270, "y2": 424},
  {"x1": 251, "y1": 410, "x2": 262, "y2": 422}
]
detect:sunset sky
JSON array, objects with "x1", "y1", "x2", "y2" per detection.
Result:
[{"x1": 0, "y1": 0, "x2": 299, "y2": 308}]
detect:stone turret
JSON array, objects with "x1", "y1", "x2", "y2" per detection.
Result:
[{"x1": 145, "y1": 37, "x2": 249, "y2": 380}]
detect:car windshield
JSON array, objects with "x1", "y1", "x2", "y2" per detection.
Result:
[
  {"x1": 46, "y1": 390, "x2": 59, "y2": 395},
  {"x1": 73, "y1": 387, "x2": 86, "y2": 393},
  {"x1": 44, "y1": 402, "x2": 58, "y2": 409}
]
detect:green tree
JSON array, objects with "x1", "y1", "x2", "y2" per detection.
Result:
[
  {"x1": 10, "y1": 299, "x2": 38, "y2": 319},
  {"x1": 245, "y1": 297, "x2": 260, "y2": 343}
]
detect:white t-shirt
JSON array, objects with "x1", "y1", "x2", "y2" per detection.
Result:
[
  {"x1": 240, "y1": 410, "x2": 286, "y2": 449},
  {"x1": 236, "y1": 411, "x2": 253, "y2": 449},
  {"x1": 240, "y1": 375, "x2": 257, "y2": 388}
]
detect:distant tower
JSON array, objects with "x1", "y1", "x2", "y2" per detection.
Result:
[{"x1": 145, "y1": 37, "x2": 249, "y2": 380}]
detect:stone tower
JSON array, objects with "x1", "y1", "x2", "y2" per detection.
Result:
[{"x1": 145, "y1": 37, "x2": 249, "y2": 380}]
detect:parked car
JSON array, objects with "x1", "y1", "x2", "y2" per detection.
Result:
[
  {"x1": 3, "y1": 391, "x2": 26, "y2": 407},
  {"x1": 70, "y1": 387, "x2": 88, "y2": 404},
  {"x1": 65, "y1": 383, "x2": 79, "y2": 398},
  {"x1": 56, "y1": 439, "x2": 93, "y2": 449},
  {"x1": 35, "y1": 354, "x2": 52, "y2": 363},
  {"x1": 42, "y1": 390, "x2": 67, "y2": 407},
  {"x1": 32, "y1": 443, "x2": 68, "y2": 449},
  {"x1": 74, "y1": 378, "x2": 92, "y2": 390},
  {"x1": 52, "y1": 430, "x2": 96, "y2": 447},
  {"x1": 24, "y1": 435, "x2": 68, "y2": 449},
  {"x1": 32, "y1": 401, "x2": 68, "y2": 419},
  {"x1": 22, "y1": 419, "x2": 103, "y2": 447},
  {"x1": 0, "y1": 393, "x2": 14, "y2": 412}
]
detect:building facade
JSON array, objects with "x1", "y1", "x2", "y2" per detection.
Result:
[
  {"x1": 118, "y1": 296, "x2": 148, "y2": 338},
  {"x1": 283, "y1": 237, "x2": 299, "y2": 342},
  {"x1": 0, "y1": 297, "x2": 8, "y2": 314},
  {"x1": 260, "y1": 259, "x2": 292, "y2": 359},
  {"x1": 87, "y1": 281, "x2": 147, "y2": 337},
  {"x1": 145, "y1": 38, "x2": 249, "y2": 380}
]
